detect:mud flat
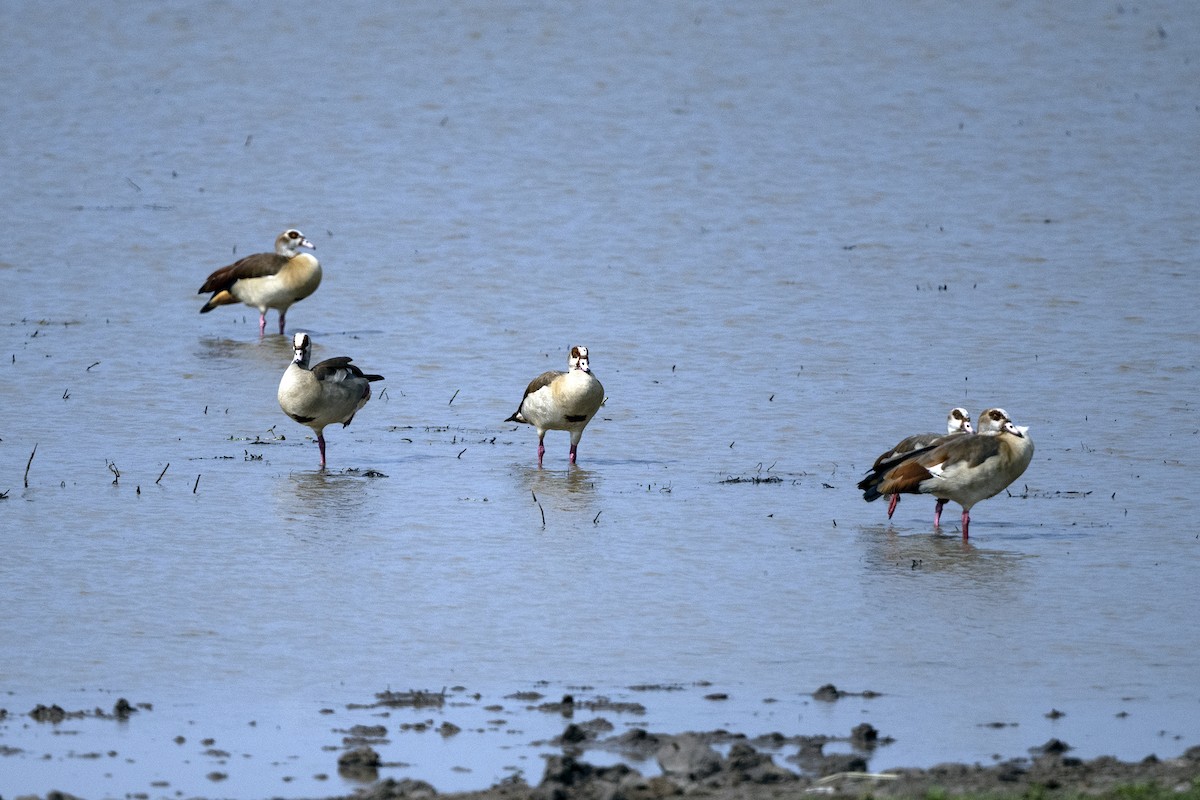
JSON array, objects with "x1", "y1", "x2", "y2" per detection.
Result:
[
  {"x1": 339, "y1": 740, "x2": 1200, "y2": 800},
  {"x1": 15, "y1": 739, "x2": 1200, "y2": 800},
  {"x1": 5, "y1": 687, "x2": 1198, "y2": 800}
]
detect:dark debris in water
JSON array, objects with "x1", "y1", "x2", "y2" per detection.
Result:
[
  {"x1": 1032, "y1": 737, "x2": 1073, "y2": 756},
  {"x1": 720, "y1": 475, "x2": 783, "y2": 485},
  {"x1": 352, "y1": 689, "x2": 447, "y2": 710},
  {"x1": 338, "y1": 723, "x2": 390, "y2": 748},
  {"x1": 29, "y1": 699, "x2": 149, "y2": 723},
  {"x1": 530, "y1": 694, "x2": 647, "y2": 716},
  {"x1": 812, "y1": 683, "x2": 882, "y2": 702},
  {"x1": 1008, "y1": 485, "x2": 1093, "y2": 499},
  {"x1": 345, "y1": 468, "x2": 389, "y2": 478},
  {"x1": 71, "y1": 204, "x2": 175, "y2": 212}
]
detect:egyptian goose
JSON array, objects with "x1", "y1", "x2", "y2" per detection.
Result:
[
  {"x1": 929, "y1": 408, "x2": 1012, "y2": 524},
  {"x1": 871, "y1": 407, "x2": 974, "y2": 519},
  {"x1": 506, "y1": 345, "x2": 605, "y2": 466},
  {"x1": 858, "y1": 414, "x2": 1034, "y2": 539},
  {"x1": 198, "y1": 229, "x2": 321, "y2": 336},
  {"x1": 277, "y1": 332, "x2": 383, "y2": 467}
]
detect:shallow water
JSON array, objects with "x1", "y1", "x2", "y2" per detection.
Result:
[{"x1": 2, "y1": 1, "x2": 1199, "y2": 798}]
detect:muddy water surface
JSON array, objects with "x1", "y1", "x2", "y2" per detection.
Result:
[{"x1": 2, "y1": 2, "x2": 1198, "y2": 798}]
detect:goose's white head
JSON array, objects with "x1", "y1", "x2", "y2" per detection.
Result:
[
  {"x1": 977, "y1": 408, "x2": 1011, "y2": 434},
  {"x1": 569, "y1": 345, "x2": 591, "y2": 374},
  {"x1": 291, "y1": 332, "x2": 312, "y2": 366},
  {"x1": 1001, "y1": 420, "x2": 1029, "y2": 438},
  {"x1": 275, "y1": 229, "x2": 315, "y2": 258},
  {"x1": 948, "y1": 407, "x2": 973, "y2": 434}
]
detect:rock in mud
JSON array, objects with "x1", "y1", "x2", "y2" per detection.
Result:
[
  {"x1": 811, "y1": 684, "x2": 842, "y2": 701},
  {"x1": 722, "y1": 742, "x2": 796, "y2": 784},
  {"x1": 656, "y1": 733, "x2": 721, "y2": 781},
  {"x1": 353, "y1": 776, "x2": 440, "y2": 799},
  {"x1": 29, "y1": 704, "x2": 68, "y2": 723},
  {"x1": 339, "y1": 745, "x2": 382, "y2": 782}
]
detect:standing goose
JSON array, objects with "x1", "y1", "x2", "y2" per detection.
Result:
[
  {"x1": 198, "y1": 229, "x2": 321, "y2": 336},
  {"x1": 928, "y1": 408, "x2": 1013, "y2": 525},
  {"x1": 506, "y1": 345, "x2": 605, "y2": 467},
  {"x1": 278, "y1": 332, "x2": 383, "y2": 468},
  {"x1": 871, "y1": 407, "x2": 974, "y2": 519},
  {"x1": 858, "y1": 416, "x2": 1034, "y2": 539}
]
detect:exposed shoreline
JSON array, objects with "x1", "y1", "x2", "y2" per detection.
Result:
[
  {"x1": 286, "y1": 741, "x2": 1200, "y2": 800},
  {"x1": 326, "y1": 725, "x2": 1200, "y2": 800},
  {"x1": 5, "y1": 690, "x2": 1197, "y2": 800}
]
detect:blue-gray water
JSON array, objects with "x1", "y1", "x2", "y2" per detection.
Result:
[{"x1": 2, "y1": 2, "x2": 1198, "y2": 798}]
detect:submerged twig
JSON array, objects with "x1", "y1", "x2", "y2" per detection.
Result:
[
  {"x1": 156, "y1": 463, "x2": 169, "y2": 484},
  {"x1": 531, "y1": 493, "x2": 545, "y2": 529},
  {"x1": 107, "y1": 460, "x2": 120, "y2": 485},
  {"x1": 448, "y1": 388, "x2": 460, "y2": 406},
  {"x1": 24, "y1": 443, "x2": 37, "y2": 488},
  {"x1": 193, "y1": 474, "x2": 201, "y2": 494}
]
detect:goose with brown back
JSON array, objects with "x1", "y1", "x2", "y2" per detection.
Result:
[
  {"x1": 859, "y1": 414, "x2": 1033, "y2": 539},
  {"x1": 199, "y1": 229, "x2": 321, "y2": 336}
]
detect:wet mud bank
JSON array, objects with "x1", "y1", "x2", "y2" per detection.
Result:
[
  {"x1": 336, "y1": 686, "x2": 1200, "y2": 800},
  {"x1": 9, "y1": 690, "x2": 1200, "y2": 800},
  {"x1": 345, "y1": 740, "x2": 1200, "y2": 800}
]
